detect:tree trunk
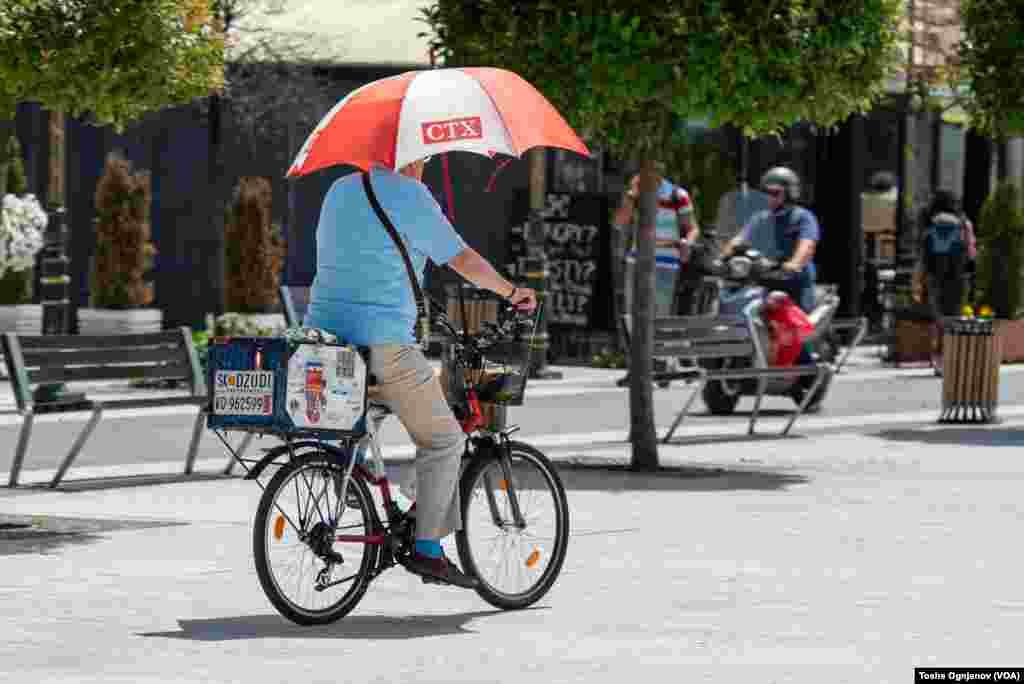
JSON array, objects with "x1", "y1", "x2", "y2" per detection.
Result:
[
  {"x1": 526, "y1": 148, "x2": 560, "y2": 379},
  {"x1": 0, "y1": 118, "x2": 14, "y2": 196},
  {"x1": 629, "y1": 158, "x2": 660, "y2": 470}
]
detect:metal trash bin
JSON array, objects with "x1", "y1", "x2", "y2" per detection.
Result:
[{"x1": 939, "y1": 317, "x2": 1002, "y2": 423}]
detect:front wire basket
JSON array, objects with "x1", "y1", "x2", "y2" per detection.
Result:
[{"x1": 465, "y1": 300, "x2": 542, "y2": 408}]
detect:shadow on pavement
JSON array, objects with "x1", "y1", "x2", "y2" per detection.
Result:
[
  {"x1": 26, "y1": 472, "x2": 235, "y2": 493},
  {"x1": 875, "y1": 426, "x2": 1024, "y2": 448},
  {"x1": 659, "y1": 433, "x2": 805, "y2": 448},
  {"x1": 139, "y1": 608, "x2": 523, "y2": 641},
  {"x1": 0, "y1": 514, "x2": 183, "y2": 556},
  {"x1": 554, "y1": 463, "x2": 808, "y2": 493}
]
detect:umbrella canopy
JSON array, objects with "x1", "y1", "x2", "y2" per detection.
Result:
[{"x1": 287, "y1": 67, "x2": 590, "y2": 177}]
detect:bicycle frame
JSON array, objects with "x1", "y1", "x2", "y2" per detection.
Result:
[
  {"x1": 215, "y1": 299, "x2": 535, "y2": 568},
  {"x1": 332, "y1": 402, "x2": 528, "y2": 549}
]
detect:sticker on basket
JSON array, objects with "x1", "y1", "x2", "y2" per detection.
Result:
[
  {"x1": 286, "y1": 345, "x2": 366, "y2": 430},
  {"x1": 213, "y1": 370, "x2": 274, "y2": 415}
]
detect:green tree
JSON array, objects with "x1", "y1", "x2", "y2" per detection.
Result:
[
  {"x1": 0, "y1": 0, "x2": 225, "y2": 205},
  {"x1": 959, "y1": 0, "x2": 1024, "y2": 176},
  {"x1": 422, "y1": 1, "x2": 903, "y2": 468}
]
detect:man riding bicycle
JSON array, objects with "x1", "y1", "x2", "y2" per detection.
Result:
[{"x1": 303, "y1": 158, "x2": 536, "y2": 589}]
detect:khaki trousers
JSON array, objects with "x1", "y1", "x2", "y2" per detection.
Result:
[{"x1": 365, "y1": 345, "x2": 463, "y2": 540}]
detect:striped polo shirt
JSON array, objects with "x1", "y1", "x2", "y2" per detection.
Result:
[{"x1": 625, "y1": 179, "x2": 694, "y2": 271}]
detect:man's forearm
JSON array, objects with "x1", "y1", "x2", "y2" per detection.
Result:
[
  {"x1": 447, "y1": 247, "x2": 515, "y2": 298},
  {"x1": 683, "y1": 216, "x2": 700, "y2": 242},
  {"x1": 788, "y1": 239, "x2": 816, "y2": 269}
]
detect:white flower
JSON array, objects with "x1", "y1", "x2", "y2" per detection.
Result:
[{"x1": 0, "y1": 193, "x2": 47, "y2": 279}]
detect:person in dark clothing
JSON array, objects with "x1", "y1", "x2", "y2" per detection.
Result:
[{"x1": 917, "y1": 189, "x2": 977, "y2": 375}]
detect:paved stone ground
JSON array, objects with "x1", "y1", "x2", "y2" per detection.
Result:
[{"x1": 1, "y1": 420, "x2": 1022, "y2": 683}]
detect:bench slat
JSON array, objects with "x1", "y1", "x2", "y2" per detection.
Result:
[
  {"x1": 97, "y1": 395, "x2": 207, "y2": 410},
  {"x1": 27, "y1": 360, "x2": 193, "y2": 385},
  {"x1": 15, "y1": 331, "x2": 184, "y2": 351},
  {"x1": 653, "y1": 315, "x2": 746, "y2": 331},
  {"x1": 653, "y1": 328, "x2": 750, "y2": 344},
  {"x1": 21, "y1": 346, "x2": 187, "y2": 368},
  {"x1": 653, "y1": 340, "x2": 755, "y2": 358}
]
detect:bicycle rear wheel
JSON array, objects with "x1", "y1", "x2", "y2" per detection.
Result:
[
  {"x1": 456, "y1": 441, "x2": 569, "y2": 610},
  {"x1": 253, "y1": 450, "x2": 378, "y2": 625}
]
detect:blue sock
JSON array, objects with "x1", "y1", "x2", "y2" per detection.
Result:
[{"x1": 415, "y1": 539, "x2": 443, "y2": 558}]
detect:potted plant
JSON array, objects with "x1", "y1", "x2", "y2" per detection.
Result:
[
  {"x1": 78, "y1": 151, "x2": 161, "y2": 334},
  {"x1": 219, "y1": 176, "x2": 286, "y2": 335},
  {"x1": 974, "y1": 180, "x2": 1024, "y2": 362},
  {"x1": 0, "y1": 135, "x2": 46, "y2": 334}
]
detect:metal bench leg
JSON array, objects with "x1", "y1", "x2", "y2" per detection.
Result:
[
  {"x1": 834, "y1": 317, "x2": 868, "y2": 375},
  {"x1": 748, "y1": 378, "x2": 768, "y2": 435},
  {"x1": 184, "y1": 407, "x2": 206, "y2": 475},
  {"x1": 224, "y1": 432, "x2": 255, "y2": 476},
  {"x1": 8, "y1": 410, "x2": 35, "y2": 487},
  {"x1": 661, "y1": 373, "x2": 707, "y2": 444},
  {"x1": 50, "y1": 405, "x2": 104, "y2": 489},
  {"x1": 782, "y1": 367, "x2": 830, "y2": 436}
]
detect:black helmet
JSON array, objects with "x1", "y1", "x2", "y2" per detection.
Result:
[{"x1": 761, "y1": 166, "x2": 801, "y2": 202}]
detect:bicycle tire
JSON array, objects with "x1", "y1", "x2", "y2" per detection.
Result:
[
  {"x1": 455, "y1": 441, "x2": 569, "y2": 610},
  {"x1": 253, "y1": 451, "x2": 378, "y2": 625}
]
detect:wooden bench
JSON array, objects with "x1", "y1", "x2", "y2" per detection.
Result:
[
  {"x1": 2, "y1": 328, "x2": 216, "y2": 488},
  {"x1": 619, "y1": 314, "x2": 831, "y2": 442}
]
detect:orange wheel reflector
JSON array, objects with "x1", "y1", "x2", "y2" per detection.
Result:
[
  {"x1": 273, "y1": 515, "x2": 286, "y2": 541},
  {"x1": 498, "y1": 479, "x2": 508, "y2": 491},
  {"x1": 526, "y1": 549, "x2": 541, "y2": 568}
]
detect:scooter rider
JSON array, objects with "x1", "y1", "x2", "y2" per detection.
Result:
[{"x1": 721, "y1": 167, "x2": 821, "y2": 313}]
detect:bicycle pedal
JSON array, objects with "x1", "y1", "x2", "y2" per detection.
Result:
[{"x1": 420, "y1": 575, "x2": 449, "y2": 586}]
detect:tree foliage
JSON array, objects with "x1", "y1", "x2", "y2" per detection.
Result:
[
  {"x1": 0, "y1": 0, "x2": 225, "y2": 130},
  {"x1": 959, "y1": 0, "x2": 1024, "y2": 139},
  {"x1": 422, "y1": 1, "x2": 903, "y2": 157},
  {"x1": 421, "y1": 0, "x2": 903, "y2": 468},
  {"x1": 975, "y1": 181, "x2": 1024, "y2": 318}
]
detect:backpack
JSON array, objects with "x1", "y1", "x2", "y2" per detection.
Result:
[
  {"x1": 923, "y1": 212, "x2": 966, "y2": 259},
  {"x1": 923, "y1": 211, "x2": 967, "y2": 279}
]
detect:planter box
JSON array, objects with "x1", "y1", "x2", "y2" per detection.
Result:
[
  {"x1": 77, "y1": 308, "x2": 163, "y2": 335},
  {"x1": 996, "y1": 319, "x2": 1024, "y2": 363},
  {"x1": 0, "y1": 304, "x2": 43, "y2": 335},
  {"x1": 892, "y1": 318, "x2": 933, "y2": 364}
]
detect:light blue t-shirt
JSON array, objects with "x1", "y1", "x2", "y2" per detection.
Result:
[{"x1": 304, "y1": 167, "x2": 467, "y2": 345}]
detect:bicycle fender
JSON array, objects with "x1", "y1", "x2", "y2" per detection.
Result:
[{"x1": 243, "y1": 440, "x2": 351, "y2": 480}]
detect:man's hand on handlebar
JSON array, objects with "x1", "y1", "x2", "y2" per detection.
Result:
[
  {"x1": 781, "y1": 260, "x2": 802, "y2": 274},
  {"x1": 508, "y1": 286, "x2": 537, "y2": 312}
]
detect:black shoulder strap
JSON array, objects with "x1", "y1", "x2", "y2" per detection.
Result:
[{"x1": 361, "y1": 171, "x2": 427, "y2": 343}]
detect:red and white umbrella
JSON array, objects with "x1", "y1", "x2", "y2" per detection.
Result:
[{"x1": 286, "y1": 67, "x2": 590, "y2": 177}]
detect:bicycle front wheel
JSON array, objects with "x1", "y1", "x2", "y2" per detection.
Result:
[
  {"x1": 456, "y1": 441, "x2": 569, "y2": 610},
  {"x1": 253, "y1": 451, "x2": 378, "y2": 625}
]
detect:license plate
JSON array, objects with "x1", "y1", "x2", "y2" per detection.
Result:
[{"x1": 213, "y1": 370, "x2": 274, "y2": 415}]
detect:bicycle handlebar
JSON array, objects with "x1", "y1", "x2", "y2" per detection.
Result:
[{"x1": 427, "y1": 293, "x2": 536, "y2": 359}]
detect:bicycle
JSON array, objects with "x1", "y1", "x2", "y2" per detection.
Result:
[{"x1": 209, "y1": 300, "x2": 570, "y2": 626}]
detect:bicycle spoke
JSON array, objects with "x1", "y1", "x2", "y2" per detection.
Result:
[
  {"x1": 458, "y1": 443, "x2": 567, "y2": 609},
  {"x1": 256, "y1": 457, "x2": 376, "y2": 623}
]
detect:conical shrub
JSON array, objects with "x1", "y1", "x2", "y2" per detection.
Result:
[
  {"x1": 224, "y1": 176, "x2": 284, "y2": 313},
  {"x1": 90, "y1": 152, "x2": 156, "y2": 309}
]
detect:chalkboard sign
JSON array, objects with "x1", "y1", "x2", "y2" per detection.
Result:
[{"x1": 505, "y1": 192, "x2": 612, "y2": 331}]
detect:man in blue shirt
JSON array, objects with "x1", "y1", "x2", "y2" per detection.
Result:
[
  {"x1": 722, "y1": 166, "x2": 821, "y2": 312},
  {"x1": 305, "y1": 158, "x2": 536, "y2": 588}
]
